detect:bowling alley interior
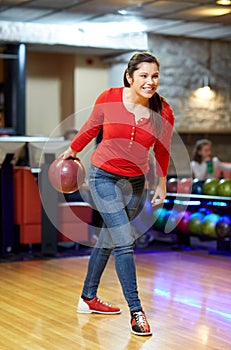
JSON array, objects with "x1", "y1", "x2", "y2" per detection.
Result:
[{"x1": 0, "y1": 1, "x2": 231, "y2": 349}]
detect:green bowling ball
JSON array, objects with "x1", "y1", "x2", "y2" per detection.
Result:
[
  {"x1": 201, "y1": 213, "x2": 220, "y2": 237},
  {"x1": 202, "y1": 178, "x2": 219, "y2": 196},
  {"x1": 163, "y1": 209, "x2": 179, "y2": 233},
  {"x1": 216, "y1": 179, "x2": 231, "y2": 197},
  {"x1": 188, "y1": 212, "x2": 204, "y2": 235},
  {"x1": 153, "y1": 207, "x2": 167, "y2": 231}
]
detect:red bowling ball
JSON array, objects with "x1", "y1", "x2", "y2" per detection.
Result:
[
  {"x1": 48, "y1": 157, "x2": 85, "y2": 193},
  {"x1": 176, "y1": 211, "x2": 192, "y2": 234},
  {"x1": 177, "y1": 178, "x2": 193, "y2": 194},
  {"x1": 167, "y1": 178, "x2": 178, "y2": 193}
]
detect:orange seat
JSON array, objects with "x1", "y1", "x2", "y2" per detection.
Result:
[
  {"x1": 215, "y1": 164, "x2": 231, "y2": 179},
  {"x1": 13, "y1": 167, "x2": 41, "y2": 244},
  {"x1": 13, "y1": 167, "x2": 92, "y2": 245},
  {"x1": 58, "y1": 202, "x2": 92, "y2": 243},
  {"x1": 222, "y1": 170, "x2": 231, "y2": 179}
]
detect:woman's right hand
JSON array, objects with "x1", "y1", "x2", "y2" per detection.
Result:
[{"x1": 60, "y1": 146, "x2": 78, "y2": 160}]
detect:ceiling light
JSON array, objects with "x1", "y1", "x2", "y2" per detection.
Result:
[
  {"x1": 216, "y1": 0, "x2": 231, "y2": 5},
  {"x1": 195, "y1": 77, "x2": 215, "y2": 100},
  {"x1": 198, "y1": 7, "x2": 231, "y2": 16},
  {"x1": 195, "y1": 86, "x2": 215, "y2": 100},
  {"x1": 79, "y1": 20, "x2": 146, "y2": 35},
  {"x1": 117, "y1": 9, "x2": 128, "y2": 15}
]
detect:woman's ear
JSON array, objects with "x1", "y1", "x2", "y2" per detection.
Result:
[{"x1": 126, "y1": 72, "x2": 132, "y2": 86}]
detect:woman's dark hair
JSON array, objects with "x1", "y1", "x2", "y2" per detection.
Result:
[
  {"x1": 192, "y1": 139, "x2": 211, "y2": 163},
  {"x1": 124, "y1": 52, "x2": 164, "y2": 138},
  {"x1": 123, "y1": 52, "x2": 162, "y2": 113}
]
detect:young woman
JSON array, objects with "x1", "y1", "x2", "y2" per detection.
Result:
[
  {"x1": 191, "y1": 139, "x2": 231, "y2": 180},
  {"x1": 62, "y1": 52, "x2": 174, "y2": 336}
]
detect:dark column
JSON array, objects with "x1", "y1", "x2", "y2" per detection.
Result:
[
  {"x1": 4, "y1": 44, "x2": 26, "y2": 135},
  {"x1": 39, "y1": 154, "x2": 58, "y2": 256},
  {"x1": 0, "y1": 154, "x2": 17, "y2": 256}
]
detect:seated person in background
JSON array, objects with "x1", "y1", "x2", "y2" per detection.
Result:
[
  {"x1": 64, "y1": 128, "x2": 78, "y2": 141},
  {"x1": 191, "y1": 139, "x2": 231, "y2": 180}
]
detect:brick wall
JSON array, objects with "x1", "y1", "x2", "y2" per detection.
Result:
[{"x1": 148, "y1": 35, "x2": 231, "y2": 133}]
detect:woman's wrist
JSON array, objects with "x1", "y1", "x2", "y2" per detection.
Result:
[{"x1": 158, "y1": 176, "x2": 167, "y2": 184}]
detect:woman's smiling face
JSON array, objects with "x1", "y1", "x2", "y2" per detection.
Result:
[{"x1": 127, "y1": 62, "x2": 160, "y2": 100}]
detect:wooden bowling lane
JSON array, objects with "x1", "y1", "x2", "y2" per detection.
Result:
[{"x1": 0, "y1": 251, "x2": 230, "y2": 350}]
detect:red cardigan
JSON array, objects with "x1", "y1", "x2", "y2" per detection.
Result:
[{"x1": 71, "y1": 87, "x2": 174, "y2": 177}]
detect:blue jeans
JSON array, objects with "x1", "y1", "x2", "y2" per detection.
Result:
[{"x1": 81, "y1": 165, "x2": 145, "y2": 311}]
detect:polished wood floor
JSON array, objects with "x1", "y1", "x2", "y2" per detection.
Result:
[{"x1": 0, "y1": 249, "x2": 230, "y2": 350}]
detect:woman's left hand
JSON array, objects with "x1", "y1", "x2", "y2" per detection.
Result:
[
  {"x1": 60, "y1": 146, "x2": 78, "y2": 160},
  {"x1": 151, "y1": 177, "x2": 167, "y2": 207}
]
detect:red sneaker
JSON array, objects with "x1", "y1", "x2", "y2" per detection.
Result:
[
  {"x1": 131, "y1": 310, "x2": 152, "y2": 336},
  {"x1": 77, "y1": 297, "x2": 121, "y2": 314}
]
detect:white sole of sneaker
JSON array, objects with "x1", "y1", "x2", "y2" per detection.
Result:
[
  {"x1": 77, "y1": 309, "x2": 121, "y2": 314},
  {"x1": 76, "y1": 308, "x2": 93, "y2": 314}
]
